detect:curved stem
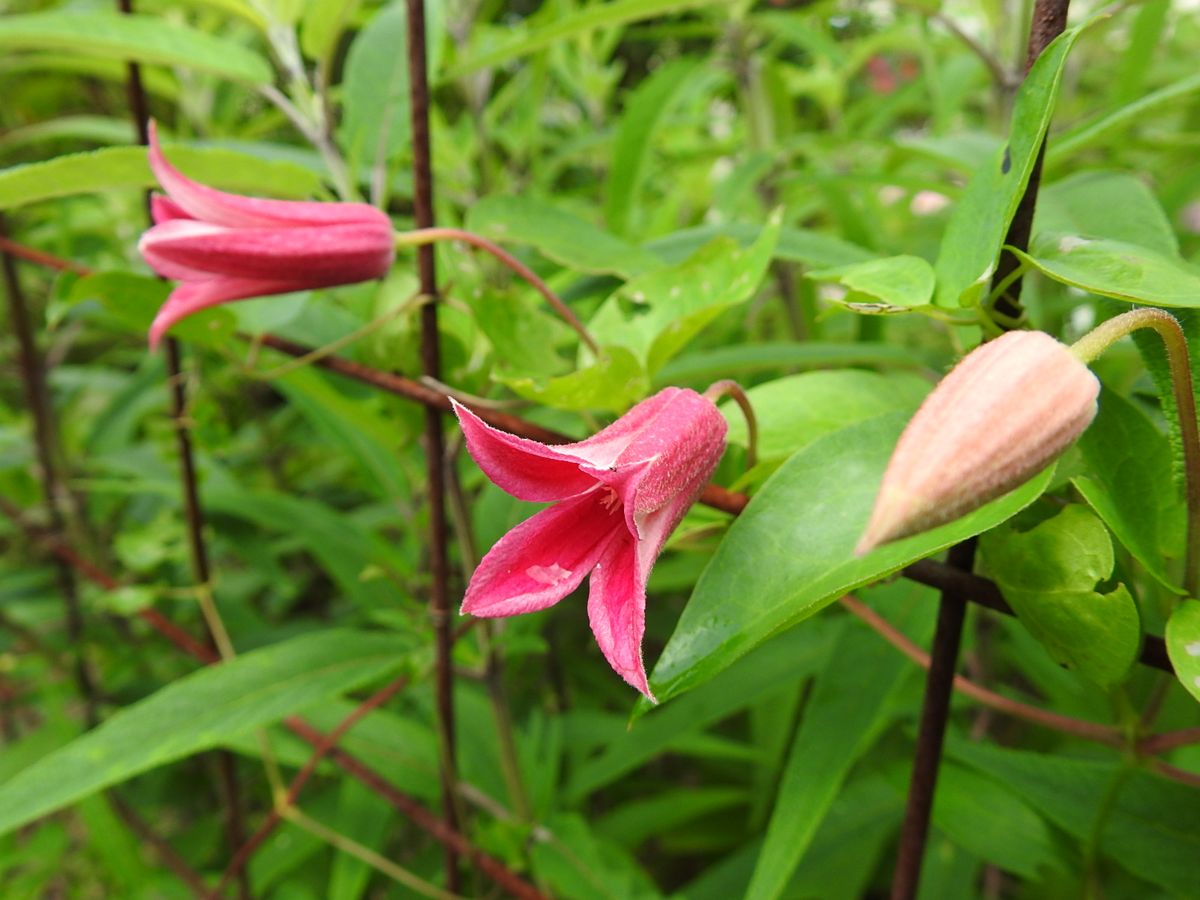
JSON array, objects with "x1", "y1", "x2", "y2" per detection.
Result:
[
  {"x1": 1072, "y1": 308, "x2": 1200, "y2": 596},
  {"x1": 396, "y1": 227, "x2": 600, "y2": 355},
  {"x1": 703, "y1": 379, "x2": 758, "y2": 469}
]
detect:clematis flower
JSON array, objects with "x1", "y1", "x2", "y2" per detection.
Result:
[
  {"x1": 454, "y1": 388, "x2": 728, "y2": 701},
  {"x1": 137, "y1": 120, "x2": 395, "y2": 348},
  {"x1": 856, "y1": 330, "x2": 1100, "y2": 555}
]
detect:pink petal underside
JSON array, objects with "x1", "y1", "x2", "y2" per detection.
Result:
[
  {"x1": 151, "y1": 194, "x2": 192, "y2": 224},
  {"x1": 558, "y1": 387, "x2": 688, "y2": 468},
  {"x1": 148, "y1": 277, "x2": 316, "y2": 349},
  {"x1": 452, "y1": 400, "x2": 600, "y2": 502},
  {"x1": 139, "y1": 219, "x2": 395, "y2": 281},
  {"x1": 587, "y1": 530, "x2": 654, "y2": 701},
  {"x1": 147, "y1": 120, "x2": 391, "y2": 230},
  {"x1": 461, "y1": 491, "x2": 623, "y2": 617}
]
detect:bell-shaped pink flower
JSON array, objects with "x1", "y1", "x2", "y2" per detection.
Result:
[
  {"x1": 454, "y1": 388, "x2": 728, "y2": 701},
  {"x1": 856, "y1": 330, "x2": 1100, "y2": 555},
  {"x1": 137, "y1": 121, "x2": 395, "y2": 348}
]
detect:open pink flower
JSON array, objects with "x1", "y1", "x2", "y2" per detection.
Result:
[
  {"x1": 454, "y1": 389, "x2": 728, "y2": 701},
  {"x1": 137, "y1": 121, "x2": 394, "y2": 348}
]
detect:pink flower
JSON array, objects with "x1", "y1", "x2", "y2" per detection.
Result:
[
  {"x1": 137, "y1": 121, "x2": 394, "y2": 348},
  {"x1": 856, "y1": 331, "x2": 1099, "y2": 554},
  {"x1": 454, "y1": 389, "x2": 728, "y2": 701}
]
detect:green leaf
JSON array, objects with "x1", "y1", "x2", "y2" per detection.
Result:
[
  {"x1": 656, "y1": 341, "x2": 936, "y2": 384},
  {"x1": 1165, "y1": 599, "x2": 1200, "y2": 704},
  {"x1": 606, "y1": 58, "x2": 704, "y2": 237},
  {"x1": 721, "y1": 369, "x2": 929, "y2": 460},
  {"x1": 950, "y1": 739, "x2": 1200, "y2": 897},
  {"x1": 0, "y1": 12, "x2": 271, "y2": 84},
  {"x1": 300, "y1": 0, "x2": 362, "y2": 66},
  {"x1": 467, "y1": 195, "x2": 660, "y2": 278},
  {"x1": 1072, "y1": 387, "x2": 1184, "y2": 593},
  {"x1": 497, "y1": 346, "x2": 648, "y2": 413},
  {"x1": 807, "y1": 254, "x2": 936, "y2": 313},
  {"x1": 0, "y1": 630, "x2": 410, "y2": 837},
  {"x1": 339, "y1": 4, "x2": 409, "y2": 174},
  {"x1": 1016, "y1": 234, "x2": 1200, "y2": 307},
  {"x1": 273, "y1": 367, "x2": 411, "y2": 500},
  {"x1": 568, "y1": 621, "x2": 833, "y2": 799},
  {"x1": 1036, "y1": 171, "x2": 1178, "y2": 256},
  {"x1": 646, "y1": 222, "x2": 876, "y2": 270},
  {"x1": 933, "y1": 24, "x2": 1086, "y2": 307},
  {"x1": 648, "y1": 412, "x2": 1054, "y2": 704},
  {"x1": 1048, "y1": 70, "x2": 1200, "y2": 164},
  {"x1": 979, "y1": 505, "x2": 1141, "y2": 689},
  {"x1": 0, "y1": 144, "x2": 325, "y2": 210},
  {"x1": 589, "y1": 211, "x2": 781, "y2": 374},
  {"x1": 747, "y1": 588, "x2": 926, "y2": 900}
]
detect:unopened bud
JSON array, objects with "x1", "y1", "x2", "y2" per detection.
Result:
[{"x1": 856, "y1": 331, "x2": 1099, "y2": 555}]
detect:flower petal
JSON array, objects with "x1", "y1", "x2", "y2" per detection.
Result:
[
  {"x1": 587, "y1": 531, "x2": 654, "y2": 701},
  {"x1": 139, "y1": 219, "x2": 394, "y2": 282},
  {"x1": 462, "y1": 491, "x2": 622, "y2": 617},
  {"x1": 559, "y1": 387, "x2": 688, "y2": 468},
  {"x1": 148, "y1": 277, "x2": 316, "y2": 349},
  {"x1": 452, "y1": 400, "x2": 600, "y2": 502},
  {"x1": 147, "y1": 120, "x2": 392, "y2": 230},
  {"x1": 151, "y1": 194, "x2": 192, "y2": 224}
]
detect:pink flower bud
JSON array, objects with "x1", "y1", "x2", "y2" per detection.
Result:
[
  {"x1": 856, "y1": 331, "x2": 1099, "y2": 555},
  {"x1": 453, "y1": 388, "x2": 728, "y2": 701},
  {"x1": 137, "y1": 121, "x2": 395, "y2": 348}
]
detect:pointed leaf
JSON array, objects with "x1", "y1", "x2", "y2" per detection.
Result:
[{"x1": 1165, "y1": 598, "x2": 1200, "y2": 704}]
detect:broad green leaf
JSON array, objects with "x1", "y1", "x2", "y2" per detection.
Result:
[
  {"x1": 721, "y1": 369, "x2": 929, "y2": 460},
  {"x1": 979, "y1": 506, "x2": 1140, "y2": 688},
  {"x1": 0, "y1": 145, "x2": 325, "y2": 210},
  {"x1": 657, "y1": 341, "x2": 936, "y2": 384},
  {"x1": 471, "y1": 287, "x2": 575, "y2": 379},
  {"x1": 933, "y1": 24, "x2": 1086, "y2": 307},
  {"x1": 0, "y1": 116, "x2": 136, "y2": 153},
  {"x1": 67, "y1": 272, "x2": 236, "y2": 348},
  {"x1": 328, "y1": 777, "x2": 392, "y2": 900},
  {"x1": 589, "y1": 211, "x2": 781, "y2": 374},
  {"x1": 467, "y1": 195, "x2": 660, "y2": 278},
  {"x1": 0, "y1": 630, "x2": 411, "y2": 837},
  {"x1": 747, "y1": 588, "x2": 926, "y2": 900},
  {"x1": 301, "y1": 0, "x2": 362, "y2": 65},
  {"x1": 606, "y1": 58, "x2": 704, "y2": 237},
  {"x1": 1016, "y1": 234, "x2": 1200, "y2": 307},
  {"x1": 648, "y1": 412, "x2": 1054, "y2": 704},
  {"x1": 920, "y1": 762, "x2": 1063, "y2": 879},
  {"x1": 446, "y1": 0, "x2": 730, "y2": 78},
  {"x1": 950, "y1": 739, "x2": 1200, "y2": 897},
  {"x1": 530, "y1": 813, "x2": 660, "y2": 900},
  {"x1": 808, "y1": 254, "x2": 936, "y2": 313},
  {"x1": 1165, "y1": 599, "x2": 1200, "y2": 704},
  {"x1": 1073, "y1": 387, "x2": 1184, "y2": 593},
  {"x1": 596, "y1": 788, "x2": 746, "y2": 849},
  {"x1": 1036, "y1": 171, "x2": 1178, "y2": 256},
  {"x1": 0, "y1": 12, "x2": 271, "y2": 84},
  {"x1": 647, "y1": 222, "x2": 876, "y2": 270},
  {"x1": 0, "y1": 54, "x2": 181, "y2": 101},
  {"x1": 497, "y1": 346, "x2": 648, "y2": 413}
]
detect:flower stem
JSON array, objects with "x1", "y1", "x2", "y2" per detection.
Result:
[
  {"x1": 704, "y1": 379, "x2": 758, "y2": 469},
  {"x1": 396, "y1": 227, "x2": 601, "y2": 355},
  {"x1": 1072, "y1": 307, "x2": 1200, "y2": 596}
]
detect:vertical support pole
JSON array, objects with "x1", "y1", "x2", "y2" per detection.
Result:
[{"x1": 404, "y1": 0, "x2": 461, "y2": 889}]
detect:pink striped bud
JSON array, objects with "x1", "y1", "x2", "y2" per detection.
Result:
[
  {"x1": 856, "y1": 331, "x2": 1099, "y2": 555},
  {"x1": 137, "y1": 121, "x2": 394, "y2": 348}
]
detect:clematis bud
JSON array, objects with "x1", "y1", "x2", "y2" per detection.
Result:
[
  {"x1": 453, "y1": 388, "x2": 728, "y2": 701},
  {"x1": 856, "y1": 331, "x2": 1099, "y2": 555},
  {"x1": 137, "y1": 121, "x2": 394, "y2": 348}
]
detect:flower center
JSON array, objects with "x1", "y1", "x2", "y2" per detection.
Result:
[{"x1": 600, "y1": 485, "x2": 621, "y2": 512}]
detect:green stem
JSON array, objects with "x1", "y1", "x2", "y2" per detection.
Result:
[
  {"x1": 1072, "y1": 308, "x2": 1200, "y2": 596},
  {"x1": 396, "y1": 228, "x2": 600, "y2": 355}
]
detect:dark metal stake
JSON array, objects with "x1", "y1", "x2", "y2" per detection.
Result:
[{"x1": 404, "y1": 0, "x2": 461, "y2": 890}]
